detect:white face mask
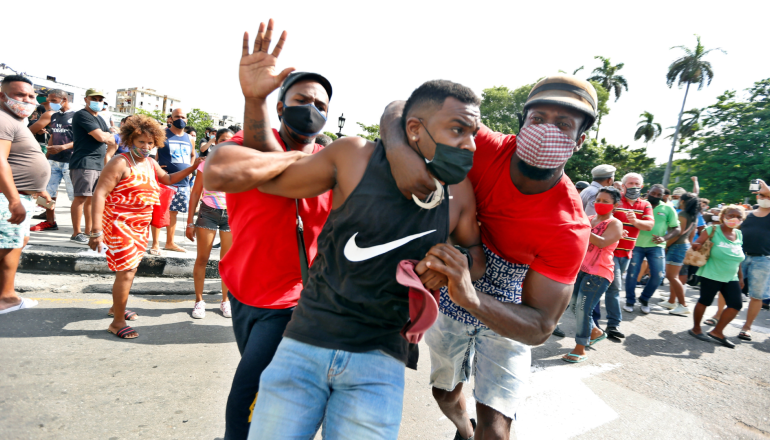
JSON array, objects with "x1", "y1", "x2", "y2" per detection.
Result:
[{"x1": 758, "y1": 199, "x2": 770, "y2": 209}]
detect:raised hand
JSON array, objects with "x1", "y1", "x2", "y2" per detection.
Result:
[{"x1": 239, "y1": 19, "x2": 296, "y2": 100}]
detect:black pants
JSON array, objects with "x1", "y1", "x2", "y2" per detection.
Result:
[
  {"x1": 224, "y1": 293, "x2": 294, "y2": 440},
  {"x1": 697, "y1": 277, "x2": 743, "y2": 311}
]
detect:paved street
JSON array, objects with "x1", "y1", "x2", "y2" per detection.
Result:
[{"x1": 2, "y1": 273, "x2": 770, "y2": 439}]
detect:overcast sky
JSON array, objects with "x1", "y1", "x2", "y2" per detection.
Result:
[{"x1": 7, "y1": 0, "x2": 768, "y2": 163}]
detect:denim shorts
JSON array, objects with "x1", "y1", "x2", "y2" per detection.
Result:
[
  {"x1": 743, "y1": 255, "x2": 770, "y2": 300},
  {"x1": 425, "y1": 313, "x2": 529, "y2": 420},
  {"x1": 46, "y1": 160, "x2": 74, "y2": 201},
  {"x1": 0, "y1": 194, "x2": 34, "y2": 248},
  {"x1": 666, "y1": 243, "x2": 690, "y2": 266},
  {"x1": 195, "y1": 203, "x2": 230, "y2": 232}
]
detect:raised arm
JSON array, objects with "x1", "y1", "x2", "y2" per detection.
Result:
[
  {"x1": 204, "y1": 141, "x2": 306, "y2": 192},
  {"x1": 257, "y1": 137, "x2": 345, "y2": 199},
  {"x1": 239, "y1": 20, "x2": 295, "y2": 152},
  {"x1": 154, "y1": 157, "x2": 202, "y2": 186},
  {"x1": 380, "y1": 100, "x2": 436, "y2": 200}
]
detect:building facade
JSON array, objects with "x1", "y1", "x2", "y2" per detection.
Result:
[{"x1": 116, "y1": 87, "x2": 181, "y2": 116}]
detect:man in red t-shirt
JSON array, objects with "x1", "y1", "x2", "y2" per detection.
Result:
[
  {"x1": 380, "y1": 75, "x2": 595, "y2": 439},
  {"x1": 592, "y1": 172, "x2": 654, "y2": 339},
  {"x1": 203, "y1": 25, "x2": 334, "y2": 440}
]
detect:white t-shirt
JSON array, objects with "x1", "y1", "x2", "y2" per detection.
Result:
[{"x1": 98, "y1": 111, "x2": 113, "y2": 126}]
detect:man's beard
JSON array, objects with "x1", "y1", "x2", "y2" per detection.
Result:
[{"x1": 517, "y1": 160, "x2": 559, "y2": 181}]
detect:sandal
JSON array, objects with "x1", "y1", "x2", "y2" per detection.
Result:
[
  {"x1": 738, "y1": 331, "x2": 752, "y2": 341},
  {"x1": 163, "y1": 244, "x2": 187, "y2": 253},
  {"x1": 108, "y1": 325, "x2": 138, "y2": 339},
  {"x1": 707, "y1": 332, "x2": 735, "y2": 349},
  {"x1": 703, "y1": 318, "x2": 718, "y2": 326},
  {"x1": 589, "y1": 331, "x2": 607, "y2": 346},
  {"x1": 562, "y1": 353, "x2": 587, "y2": 363},
  {"x1": 688, "y1": 329, "x2": 710, "y2": 342},
  {"x1": 108, "y1": 310, "x2": 138, "y2": 320},
  {"x1": 148, "y1": 248, "x2": 162, "y2": 256}
]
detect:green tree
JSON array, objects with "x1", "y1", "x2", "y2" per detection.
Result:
[
  {"x1": 564, "y1": 138, "x2": 655, "y2": 183},
  {"x1": 357, "y1": 122, "x2": 380, "y2": 141},
  {"x1": 479, "y1": 83, "x2": 534, "y2": 134},
  {"x1": 643, "y1": 164, "x2": 667, "y2": 186},
  {"x1": 665, "y1": 108, "x2": 701, "y2": 144},
  {"x1": 588, "y1": 56, "x2": 628, "y2": 101},
  {"x1": 589, "y1": 81, "x2": 610, "y2": 139},
  {"x1": 186, "y1": 108, "x2": 215, "y2": 149},
  {"x1": 323, "y1": 131, "x2": 338, "y2": 141},
  {"x1": 134, "y1": 109, "x2": 166, "y2": 123},
  {"x1": 685, "y1": 78, "x2": 770, "y2": 204},
  {"x1": 634, "y1": 111, "x2": 663, "y2": 144},
  {"x1": 662, "y1": 35, "x2": 725, "y2": 186}
]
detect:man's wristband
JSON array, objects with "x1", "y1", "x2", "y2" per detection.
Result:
[
  {"x1": 454, "y1": 245, "x2": 474, "y2": 269},
  {"x1": 88, "y1": 231, "x2": 103, "y2": 238}
]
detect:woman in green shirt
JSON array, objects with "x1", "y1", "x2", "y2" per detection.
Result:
[{"x1": 688, "y1": 205, "x2": 746, "y2": 348}]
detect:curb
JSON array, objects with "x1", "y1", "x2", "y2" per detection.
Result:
[{"x1": 19, "y1": 245, "x2": 220, "y2": 278}]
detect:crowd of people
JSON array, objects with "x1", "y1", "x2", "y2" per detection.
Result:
[{"x1": 1, "y1": 18, "x2": 768, "y2": 440}]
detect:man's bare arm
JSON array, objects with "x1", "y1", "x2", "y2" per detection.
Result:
[
  {"x1": 243, "y1": 99, "x2": 283, "y2": 152},
  {"x1": 28, "y1": 111, "x2": 53, "y2": 134},
  {"x1": 204, "y1": 141, "x2": 306, "y2": 193},
  {"x1": 88, "y1": 128, "x2": 113, "y2": 144},
  {"x1": 379, "y1": 100, "x2": 436, "y2": 200}
]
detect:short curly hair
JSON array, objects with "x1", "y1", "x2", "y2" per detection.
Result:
[
  {"x1": 718, "y1": 204, "x2": 747, "y2": 223},
  {"x1": 120, "y1": 114, "x2": 166, "y2": 149}
]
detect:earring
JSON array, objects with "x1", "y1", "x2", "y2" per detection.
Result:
[{"x1": 412, "y1": 136, "x2": 417, "y2": 141}]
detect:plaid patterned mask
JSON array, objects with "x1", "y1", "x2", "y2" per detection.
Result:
[{"x1": 516, "y1": 123, "x2": 576, "y2": 169}]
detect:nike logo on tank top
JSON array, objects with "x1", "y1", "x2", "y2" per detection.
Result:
[{"x1": 283, "y1": 140, "x2": 450, "y2": 364}]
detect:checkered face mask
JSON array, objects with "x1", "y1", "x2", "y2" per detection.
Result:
[{"x1": 516, "y1": 123, "x2": 576, "y2": 169}]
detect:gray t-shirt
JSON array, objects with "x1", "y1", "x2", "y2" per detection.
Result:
[{"x1": 0, "y1": 107, "x2": 51, "y2": 192}]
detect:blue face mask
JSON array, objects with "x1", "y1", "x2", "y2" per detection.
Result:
[
  {"x1": 89, "y1": 101, "x2": 103, "y2": 112},
  {"x1": 49, "y1": 102, "x2": 62, "y2": 112}
]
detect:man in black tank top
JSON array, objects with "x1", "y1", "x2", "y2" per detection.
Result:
[{"x1": 216, "y1": 27, "x2": 486, "y2": 440}]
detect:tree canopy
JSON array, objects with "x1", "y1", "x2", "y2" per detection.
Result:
[
  {"x1": 588, "y1": 56, "x2": 628, "y2": 101},
  {"x1": 479, "y1": 83, "x2": 534, "y2": 134},
  {"x1": 634, "y1": 112, "x2": 663, "y2": 143},
  {"x1": 356, "y1": 122, "x2": 380, "y2": 141}
]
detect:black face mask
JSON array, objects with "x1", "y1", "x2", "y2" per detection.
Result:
[
  {"x1": 281, "y1": 103, "x2": 327, "y2": 137},
  {"x1": 624, "y1": 187, "x2": 641, "y2": 200},
  {"x1": 647, "y1": 195, "x2": 661, "y2": 206},
  {"x1": 415, "y1": 120, "x2": 474, "y2": 185}
]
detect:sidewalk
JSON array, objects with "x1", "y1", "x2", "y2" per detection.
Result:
[{"x1": 21, "y1": 180, "x2": 223, "y2": 277}]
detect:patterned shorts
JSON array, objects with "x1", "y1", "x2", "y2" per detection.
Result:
[
  {"x1": 169, "y1": 184, "x2": 190, "y2": 213},
  {"x1": 0, "y1": 194, "x2": 34, "y2": 249}
]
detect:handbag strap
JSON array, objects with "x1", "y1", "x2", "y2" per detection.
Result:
[{"x1": 282, "y1": 137, "x2": 310, "y2": 285}]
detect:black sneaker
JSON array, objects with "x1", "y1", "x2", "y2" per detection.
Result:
[
  {"x1": 606, "y1": 326, "x2": 625, "y2": 339},
  {"x1": 552, "y1": 325, "x2": 566, "y2": 337},
  {"x1": 70, "y1": 233, "x2": 89, "y2": 245},
  {"x1": 32, "y1": 211, "x2": 47, "y2": 220},
  {"x1": 454, "y1": 418, "x2": 476, "y2": 440},
  {"x1": 213, "y1": 243, "x2": 221, "y2": 249}
]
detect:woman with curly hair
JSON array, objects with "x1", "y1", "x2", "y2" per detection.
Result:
[
  {"x1": 688, "y1": 205, "x2": 746, "y2": 348},
  {"x1": 89, "y1": 114, "x2": 201, "y2": 339}
]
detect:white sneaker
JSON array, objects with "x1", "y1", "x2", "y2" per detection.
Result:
[
  {"x1": 670, "y1": 304, "x2": 691, "y2": 315},
  {"x1": 622, "y1": 304, "x2": 634, "y2": 313},
  {"x1": 658, "y1": 300, "x2": 678, "y2": 310},
  {"x1": 641, "y1": 304, "x2": 651, "y2": 314},
  {"x1": 220, "y1": 300, "x2": 232, "y2": 318},
  {"x1": 192, "y1": 301, "x2": 206, "y2": 319}
]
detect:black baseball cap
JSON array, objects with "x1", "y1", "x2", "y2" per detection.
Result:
[{"x1": 277, "y1": 72, "x2": 332, "y2": 103}]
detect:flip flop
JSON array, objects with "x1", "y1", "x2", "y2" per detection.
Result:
[
  {"x1": 0, "y1": 297, "x2": 39, "y2": 315},
  {"x1": 107, "y1": 310, "x2": 138, "y2": 320},
  {"x1": 148, "y1": 248, "x2": 162, "y2": 256},
  {"x1": 688, "y1": 329, "x2": 710, "y2": 342},
  {"x1": 738, "y1": 331, "x2": 752, "y2": 341},
  {"x1": 707, "y1": 332, "x2": 735, "y2": 348},
  {"x1": 108, "y1": 325, "x2": 138, "y2": 339},
  {"x1": 562, "y1": 353, "x2": 587, "y2": 363},
  {"x1": 163, "y1": 245, "x2": 187, "y2": 253},
  {"x1": 703, "y1": 318, "x2": 718, "y2": 326},
  {"x1": 589, "y1": 332, "x2": 607, "y2": 346}
]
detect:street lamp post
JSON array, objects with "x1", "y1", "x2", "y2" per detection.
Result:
[{"x1": 336, "y1": 113, "x2": 346, "y2": 138}]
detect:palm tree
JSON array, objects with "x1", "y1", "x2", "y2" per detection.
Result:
[
  {"x1": 588, "y1": 56, "x2": 628, "y2": 102},
  {"x1": 634, "y1": 112, "x2": 663, "y2": 143},
  {"x1": 665, "y1": 108, "x2": 702, "y2": 142},
  {"x1": 662, "y1": 35, "x2": 725, "y2": 186}
]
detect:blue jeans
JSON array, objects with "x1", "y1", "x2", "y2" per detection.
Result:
[
  {"x1": 248, "y1": 338, "x2": 405, "y2": 440},
  {"x1": 225, "y1": 294, "x2": 294, "y2": 440},
  {"x1": 594, "y1": 256, "x2": 629, "y2": 327},
  {"x1": 626, "y1": 246, "x2": 665, "y2": 306},
  {"x1": 743, "y1": 255, "x2": 770, "y2": 301},
  {"x1": 569, "y1": 271, "x2": 611, "y2": 346}
]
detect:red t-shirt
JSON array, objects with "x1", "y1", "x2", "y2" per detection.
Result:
[
  {"x1": 612, "y1": 198, "x2": 653, "y2": 258},
  {"x1": 219, "y1": 129, "x2": 333, "y2": 309},
  {"x1": 467, "y1": 126, "x2": 591, "y2": 284}
]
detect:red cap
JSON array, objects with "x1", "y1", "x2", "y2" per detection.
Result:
[{"x1": 397, "y1": 260, "x2": 440, "y2": 344}]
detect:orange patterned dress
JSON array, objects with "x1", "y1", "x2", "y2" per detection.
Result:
[{"x1": 103, "y1": 154, "x2": 160, "y2": 271}]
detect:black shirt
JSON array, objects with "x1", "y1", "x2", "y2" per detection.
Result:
[
  {"x1": 70, "y1": 108, "x2": 108, "y2": 170},
  {"x1": 284, "y1": 141, "x2": 450, "y2": 365},
  {"x1": 48, "y1": 110, "x2": 76, "y2": 163},
  {"x1": 742, "y1": 212, "x2": 770, "y2": 256}
]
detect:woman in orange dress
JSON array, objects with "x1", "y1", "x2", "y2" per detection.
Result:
[{"x1": 89, "y1": 115, "x2": 201, "y2": 339}]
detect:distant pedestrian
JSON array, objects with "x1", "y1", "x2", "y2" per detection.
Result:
[
  {"x1": 688, "y1": 205, "x2": 746, "y2": 348},
  {"x1": 0, "y1": 75, "x2": 52, "y2": 314},
  {"x1": 150, "y1": 108, "x2": 195, "y2": 254},
  {"x1": 659, "y1": 192, "x2": 700, "y2": 315},
  {"x1": 575, "y1": 181, "x2": 589, "y2": 193},
  {"x1": 580, "y1": 164, "x2": 615, "y2": 215},
  {"x1": 185, "y1": 128, "x2": 234, "y2": 320},
  {"x1": 89, "y1": 114, "x2": 200, "y2": 338},
  {"x1": 69, "y1": 88, "x2": 117, "y2": 245}
]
